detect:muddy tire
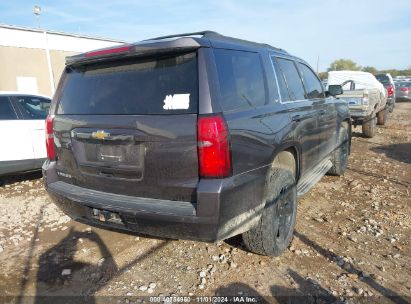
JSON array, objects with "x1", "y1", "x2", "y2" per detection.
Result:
[
  {"x1": 377, "y1": 109, "x2": 387, "y2": 125},
  {"x1": 362, "y1": 116, "x2": 376, "y2": 138},
  {"x1": 328, "y1": 125, "x2": 349, "y2": 176},
  {"x1": 242, "y1": 168, "x2": 297, "y2": 256}
]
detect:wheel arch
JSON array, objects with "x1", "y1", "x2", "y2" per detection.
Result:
[{"x1": 268, "y1": 143, "x2": 300, "y2": 182}]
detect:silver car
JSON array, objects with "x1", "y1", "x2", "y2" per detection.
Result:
[{"x1": 395, "y1": 82, "x2": 411, "y2": 101}]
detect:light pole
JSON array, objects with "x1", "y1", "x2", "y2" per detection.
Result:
[
  {"x1": 32, "y1": 5, "x2": 54, "y2": 94},
  {"x1": 33, "y1": 5, "x2": 41, "y2": 28}
]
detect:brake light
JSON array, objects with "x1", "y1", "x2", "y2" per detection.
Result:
[
  {"x1": 387, "y1": 84, "x2": 394, "y2": 96},
  {"x1": 85, "y1": 45, "x2": 132, "y2": 58},
  {"x1": 45, "y1": 115, "x2": 56, "y2": 160},
  {"x1": 197, "y1": 114, "x2": 231, "y2": 178},
  {"x1": 362, "y1": 90, "x2": 369, "y2": 105}
]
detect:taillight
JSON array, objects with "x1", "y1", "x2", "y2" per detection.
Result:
[
  {"x1": 400, "y1": 87, "x2": 410, "y2": 92},
  {"x1": 362, "y1": 90, "x2": 369, "y2": 105},
  {"x1": 387, "y1": 85, "x2": 394, "y2": 96},
  {"x1": 45, "y1": 115, "x2": 56, "y2": 160},
  {"x1": 197, "y1": 114, "x2": 232, "y2": 178}
]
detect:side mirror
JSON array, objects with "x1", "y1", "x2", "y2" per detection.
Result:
[{"x1": 327, "y1": 85, "x2": 343, "y2": 97}]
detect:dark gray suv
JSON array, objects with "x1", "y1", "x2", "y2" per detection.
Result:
[{"x1": 43, "y1": 31, "x2": 351, "y2": 256}]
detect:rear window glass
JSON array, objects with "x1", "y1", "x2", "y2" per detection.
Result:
[
  {"x1": 57, "y1": 52, "x2": 198, "y2": 115},
  {"x1": 15, "y1": 96, "x2": 50, "y2": 119},
  {"x1": 214, "y1": 49, "x2": 267, "y2": 111},
  {"x1": 376, "y1": 75, "x2": 390, "y2": 85},
  {"x1": 397, "y1": 82, "x2": 411, "y2": 87}
]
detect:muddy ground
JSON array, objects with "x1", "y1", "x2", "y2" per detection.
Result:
[{"x1": 0, "y1": 102, "x2": 410, "y2": 304}]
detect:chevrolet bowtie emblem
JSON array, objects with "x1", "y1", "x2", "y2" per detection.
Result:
[{"x1": 91, "y1": 130, "x2": 110, "y2": 140}]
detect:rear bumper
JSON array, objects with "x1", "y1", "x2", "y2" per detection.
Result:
[
  {"x1": 43, "y1": 161, "x2": 267, "y2": 242},
  {"x1": 348, "y1": 108, "x2": 372, "y2": 119},
  {"x1": 396, "y1": 95, "x2": 411, "y2": 101}
]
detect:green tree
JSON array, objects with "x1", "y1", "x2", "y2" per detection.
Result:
[
  {"x1": 327, "y1": 59, "x2": 361, "y2": 71},
  {"x1": 318, "y1": 72, "x2": 328, "y2": 80},
  {"x1": 379, "y1": 69, "x2": 411, "y2": 77},
  {"x1": 362, "y1": 66, "x2": 378, "y2": 74}
]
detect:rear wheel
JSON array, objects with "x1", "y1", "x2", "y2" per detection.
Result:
[
  {"x1": 362, "y1": 116, "x2": 376, "y2": 138},
  {"x1": 242, "y1": 167, "x2": 297, "y2": 256},
  {"x1": 377, "y1": 108, "x2": 387, "y2": 125},
  {"x1": 328, "y1": 125, "x2": 349, "y2": 176}
]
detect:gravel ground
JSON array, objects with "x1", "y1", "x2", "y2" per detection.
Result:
[{"x1": 0, "y1": 102, "x2": 410, "y2": 304}]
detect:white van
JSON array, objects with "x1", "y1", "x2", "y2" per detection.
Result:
[{"x1": 0, "y1": 92, "x2": 51, "y2": 175}]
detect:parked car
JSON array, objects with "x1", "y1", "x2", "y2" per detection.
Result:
[
  {"x1": 375, "y1": 73, "x2": 395, "y2": 112},
  {"x1": 0, "y1": 92, "x2": 51, "y2": 175},
  {"x1": 394, "y1": 76, "x2": 411, "y2": 82},
  {"x1": 43, "y1": 31, "x2": 351, "y2": 256},
  {"x1": 395, "y1": 81, "x2": 411, "y2": 101},
  {"x1": 327, "y1": 71, "x2": 387, "y2": 138}
]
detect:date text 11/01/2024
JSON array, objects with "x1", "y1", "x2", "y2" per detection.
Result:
[{"x1": 149, "y1": 296, "x2": 260, "y2": 303}]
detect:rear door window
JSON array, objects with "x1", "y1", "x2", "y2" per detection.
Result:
[
  {"x1": 275, "y1": 58, "x2": 306, "y2": 101},
  {"x1": 15, "y1": 96, "x2": 51, "y2": 119},
  {"x1": 0, "y1": 96, "x2": 18, "y2": 120},
  {"x1": 214, "y1": 49, "x2": 267, "y2": 111},
  {"x1": 271, "y1": 57, "x2": 291, "y2": 102},
  {"x1": 297, "y1": 63, "x2": 324, "y2": 99},
  {"x1": 57, "y1": 52, "x2": 198, "y2": 115}
]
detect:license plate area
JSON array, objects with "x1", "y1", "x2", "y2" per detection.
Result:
[
  {"x1": 94, "y1": 144, "x2": 143, "y2": 167},
  {"x1": 72, "y1": 139, "x2": 145, "y2": 180},
  {"x1": 98, "y1": 145, "x2": 124, "y2": 163},
  {"x1": 71, "y1": 128, "x2": 145, "y2": 168}
]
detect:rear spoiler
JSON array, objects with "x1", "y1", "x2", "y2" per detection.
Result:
[{"x1": 66, "y1": 37, "x2": 209, "y2": 66}]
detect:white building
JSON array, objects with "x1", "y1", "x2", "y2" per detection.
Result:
[{"x1": 0, "y1": 24, "x2": 125, "y2": 97}]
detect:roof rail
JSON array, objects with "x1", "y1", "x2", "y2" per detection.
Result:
[{"x1": 145, "y1": 31, "x2": 220, "y2": 41}]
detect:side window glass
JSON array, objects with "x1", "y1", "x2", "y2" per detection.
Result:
[
  {"x1": 214, "y1": 49, "x2": 267, "y2": 111},
  {"x1": 276, "y1": 58, "x2": 306, "y2": 101},
  {"x1": 271, "y1": 57, "x2": 291, "y2": 102},
  {"x1": 16, "y1": 96, "x2": 51, "y2": 119},
  {"x1": 0, "y1": 96, "x2": 18, "y2": 120},
  {"x1": 297, "y1": 63, "x2": 324, "y2": 99}
]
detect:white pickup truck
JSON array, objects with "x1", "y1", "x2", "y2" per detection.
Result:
[{"x1": 327, "y1": 71, "x2": 388, "y2": 138}]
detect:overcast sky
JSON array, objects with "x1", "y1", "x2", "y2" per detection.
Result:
[{"x1": 1, "y1": 0, "x2": 410, "y2": 71}]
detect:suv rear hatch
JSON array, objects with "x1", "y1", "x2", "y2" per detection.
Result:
[{"x1": 52, "y1": 51, "x2": 199, "y2": 202}]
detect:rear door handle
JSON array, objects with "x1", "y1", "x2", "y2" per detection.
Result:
[
  {"x1": 319, "y1": 110, "x2": 326, "y2": 115},
  {"x1": 292, "y1": 115, "x2": 301, "y2": 122}
]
